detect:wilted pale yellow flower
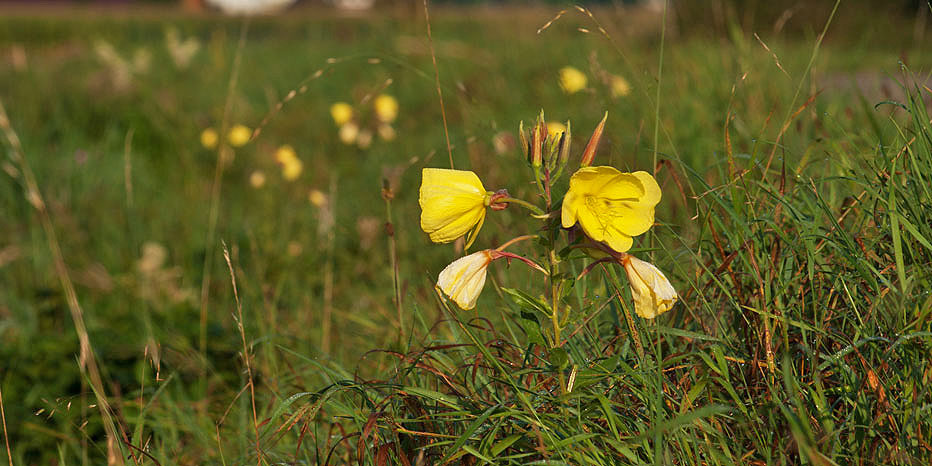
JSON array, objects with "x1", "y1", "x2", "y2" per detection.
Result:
[
  {"x1": 228, "y1": 124, "x2": 251, "y2": 147},
  {"x1": 610, "y1": 75, "x2": 631, "y2": 98},
  {"x1": 562, "y1": 166, "x2": 661, "y2": 253},
  {"x1": 373, "y1": 94, "x2": 399, "y2": 123},
  {"x1": 419, "y1": 168, "x2": 492, "y2": 249},
  {"x1": 546, "y1": 121, "x2": 567, "y2": 139},
  {"x1": 559, "y1": 66, "x2": 587, "y2": 94},
  {"x1": 377, "y1": 123, "x2": 396, "y2": 141},
  {"x1": 622, "y1": 255, "x2": 677, "y2": 318},
  {"x1": 437, "y1": 249, "x2": 493, "y2": 310},
  {"x1": 338, "y1": 122, "x2": 359, "y2": 145},
  {"x1": 275, "y1": 144, "x2": 297, "y2": 164},
  {"x1": 308, "y1": 189, "x2": 327, "y2": 207},
  {"x1": 200, "y1": 128, "x2": 219, "y2": 150},
  {"x1": 330, "y1": 102, "x2": 354, "y2": 126},
  {"x1": 282, "y1": 158, "x2": 303, "y2": 180},
  {"x1": 249, "y1": 170, "x2": 266, "y2": 188}
]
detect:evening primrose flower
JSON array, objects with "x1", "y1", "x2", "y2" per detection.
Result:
[
  {"x1": 275, "y1": 145, "x2": 303, "y2": 180},
  {"x1": 373, "y1": 94, "x2": 399, "y2": 123},
  {"x1": 622, "y1": 254, "x2": 677, "y2": 318},
  {"x1": 228, "y1": 124, "x2": 251, "y2": 147},
  {"x1": 419, "y1": 168, "x2": 498, "y2": 249},
  {"x1": 282, "y1": 158, "x2": 303, "y2": 180},
  {"x1": 338, "y1": 122, "x2": 359, "y2": 145},
  {"x1": 308, "y1": 189, "x2": 327, "y2": 207},
  {"x1": 436, "y1": 249, "x2": 493, "y2": 310},
  {"x1": 275, "y1": 144, "x2": 297, "y2": 164},
  {"x1": 249, "y1": 170, "x2": 266, "y2": 188},
  {"x1": 562, "y1": 166, "x2": 661, "y2": 253},
  {"x1": 200, "y1": 127, "x2": 219, "y2": 149},
  {"x1": 610, "y1": 75, "x2": 631, "y2": 98},
  {"x1": 330, "y1": 102, "x2": 353, "y2": 126},
  {"x1": 559, "y1": 66, "x2": 587, "y2": 94}
]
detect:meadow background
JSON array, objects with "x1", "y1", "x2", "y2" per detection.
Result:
[{"x1": 1, "y1": 1, "x2": 931, "y2": 464}]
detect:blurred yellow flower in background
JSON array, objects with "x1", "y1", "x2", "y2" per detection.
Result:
[
  {"x1": 227, "y1": 124, "x2": 251, "y2": 147},
  {"x1": 330, "y1": 102, "x2": 354, "y2": 126},
  {"x1": 338, "y1": 122, "x2": 359, "y2": 145},
  {"x1": 561, "y1": 166, "x2": 661, "y2": 253},
  {"x1": 275, "y1": 144, "x2": 296, "y2": 164},
  {"x1": 622, "y1": 254, "x2": 677, "y2": 318},
  {"x1": 559, "y1": 66, "x2": 587, "y2": 94},
  {"x1": 200, "y1": 127, "x2": 219, "y2": 149},
  {"x1": 419, "y1": 168, "x2": 492, "y2": 249},
  {"x1": 611, "y1": 75, "x2": 631, "y2": 98},
  {"x1": 275, "y1": 145, "x2": 303, "y2": 180},
  {"x1": 308, "y1": 189, "x2": 327, "y2": 207},
  {"x1": 437, "y1": 249, "x2": 493, "y2": 310},
  {"x1": 374, "y1": 94, "x2": 399, "y2": 123},
  {"x1": 282, "y1": 158, "x2": 303, "y2": 180},
  {"x1": 249, "y1": 170, "x2": 266, "y2": 188}
]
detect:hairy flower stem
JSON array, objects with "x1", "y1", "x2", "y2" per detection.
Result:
[
  {"x1": 495, "y1": 234, "x2": 538, "y2": 251},
  {"x1": 499, "y1": 197, "x2": 545, "y2": 216}
]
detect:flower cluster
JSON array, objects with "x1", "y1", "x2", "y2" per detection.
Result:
[
  {"x1": 557, "y1": 65, "x2": 632, "y2": 99},
  {"x1": 330, "y1": 94, "x2": 399, "y2": 149},
  {"x1": 198, "y1": 123, "x2": 309, "y2": 185},
  {"x1": 419, "y1": 111, "x2": 677, "y2": 325}
]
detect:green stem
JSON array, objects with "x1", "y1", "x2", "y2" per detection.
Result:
[{"x1": 500, "y1": 197, "x2": 545, "y2": 216}]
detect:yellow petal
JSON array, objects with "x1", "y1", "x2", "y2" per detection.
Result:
[
  {"x1": 561, "y1": 189, "x2": 580, "y2": 229},
  {"x1": 623, "y1": 255, "x2": 677, "y2": 318},
  {"x1": 419, "y1": 168, "x2": 489, "y2": 245},
  {"x1": 437, "y1": 250, "x2": 493, "y2": 310}
]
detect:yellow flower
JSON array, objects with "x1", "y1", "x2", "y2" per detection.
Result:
[
  {"x1": 610, "y1": 75, "x2": 631, "y2": 98},
  {"x1": 419, "y1": 168, "x2": 492, "y2": 249},
  {"x1": 200, "y1": 127, "x2": 219, "y2": 149},
  {"x1": 561, "y1": 166, "x2": 661, "y2": 253},
  {"x1": 338, "y1": 122, "x2": 359, "y2": 145},
  {"x1": 559, "y1": 66, "x2": 587, "y2": 94},
  {"x1": 308, "y1": 189, "x2": 327, "y2": 207},
  {"x1": 282, "y1": 158, "x2": 303, "y2": 180},
  {"x1": 330, "y1": 102, "x2": 353, "y2": 126},
  {"x1": 249, "y1": 170, "x2": 266, "y2": 188},
  {"x1": 546, "y1": 121, "x2": 566, "y2": 139},
  {"x1": 275, "y1": 144, "x2": 297, "y2": 164},
  {"x1": 373, "y1": 94, "x2": 399, "y2": 123},
  {"x1": 437, "y1": 250, "x2": 493, "y2": 310},
  {"x1": 622, "y1": 255, "x2": 677, "y2": 318},
  {"x1": 227, "y1": 124, "x2": 251, "y2": 147}
]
